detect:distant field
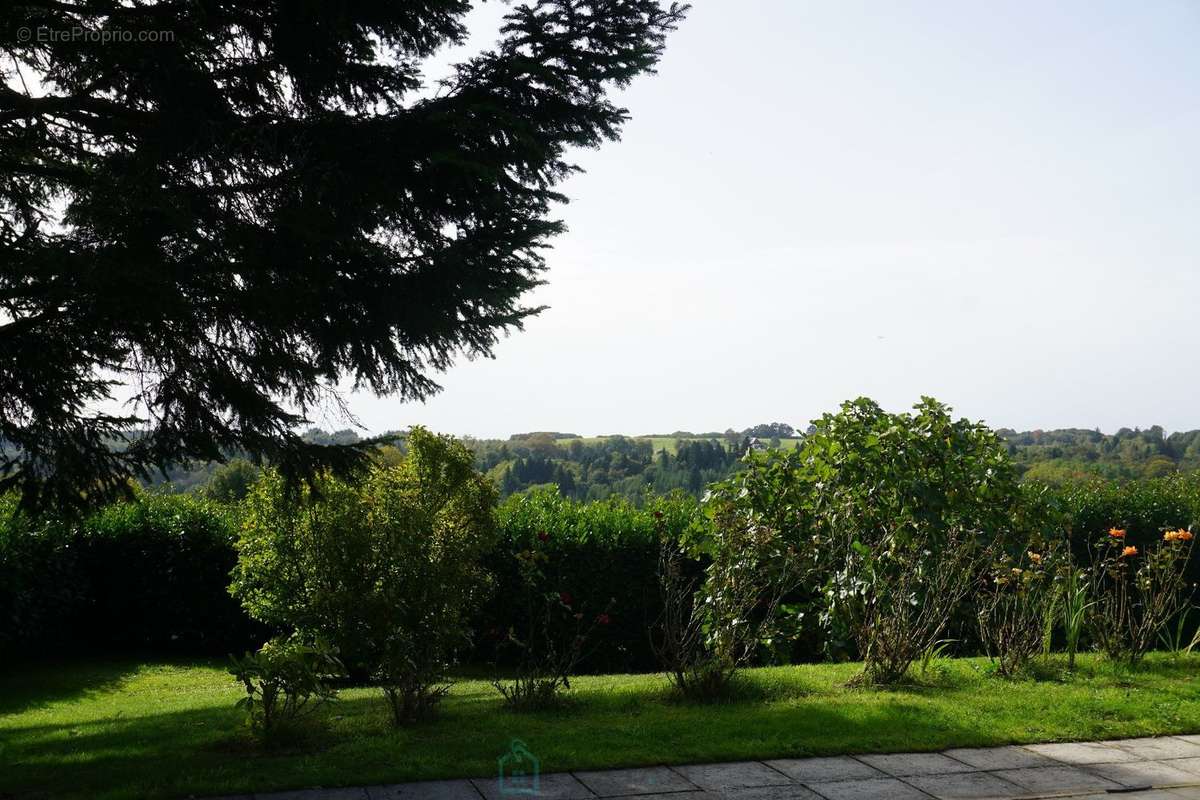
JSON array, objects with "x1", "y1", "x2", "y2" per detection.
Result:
[{"x1": 554, "y1": 436, "x2": 803, "y2": 454}]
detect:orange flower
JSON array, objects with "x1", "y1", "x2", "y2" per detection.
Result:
[
  {"x1": 1027, "y1": 552, "x2": 1042, "y2": 565},
  {"x1": 1164, "y1": 529, "x2": 1193, "y2": 543},
  {"x1": 1121, "y1": 545, "x2": 1138, "y2": 558},
  {"x1": 1108, "y1": 527, "x2": 1126, "y2": 539}
]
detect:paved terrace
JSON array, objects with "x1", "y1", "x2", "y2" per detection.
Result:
[{"x1": 211, "y1": 736, "x2": 1200, "y2": 800}]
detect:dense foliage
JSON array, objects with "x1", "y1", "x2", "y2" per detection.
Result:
[
  {"x1": 656, "y1": 463, "x2": 810, "y2": 697},
  {"x1": 0, "y1": 492, "x2": 257, "y2": 653},
  {"x1": 0, "y1": 1, "x2": 687, "y2": 514},
  {"x1": 231, "y1": 428, "x2": 497, "y2": 705},
  {"x1": 482, "y1": 488, "x2": 701, "y2": 674},
  {"x1": 3, "y1": 413, "x2": 1198, "y2": 686},
  {"x1": 137, "y1": 421, "x2": 1200, "y2": 506},
  {"x1": 229, "y1": 636, "x2": 343, "y2": 735},
  {"x1": 783, "y1": 398, "x2": 1025, "y2": 683},
  {"x1": 1002, "y1": 426, "x2": 1200, "y2": 482}
]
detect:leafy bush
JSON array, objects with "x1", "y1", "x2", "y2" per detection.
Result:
[
  {"x1": 1087, "y1": 526, "x2": 1195, "y2": 665},
  {"x1": 652, "y1": 458, "x2": 811, "y2": 699},
  {"x1": 204, "y1": 459, "x2": 261, "y2": 503},
  {"x1": 232, "y1": 427, "x2": 497, "y2": 719},
  {"x1": 797, "y1": 398, "x2": 1023, "y2": 684},
  {"x1": 229, "y1": 636, "x2": 343, "y2": 734}
]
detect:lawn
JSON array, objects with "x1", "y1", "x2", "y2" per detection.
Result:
[{"x1": 2, "y1": 655, "x2": 1199, "y2": 800}]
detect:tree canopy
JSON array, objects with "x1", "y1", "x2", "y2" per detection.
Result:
[{"x1": 0, "y1": 0, "x2": 687, "y2": 512}]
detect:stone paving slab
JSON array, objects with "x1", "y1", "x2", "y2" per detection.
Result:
[
  {"x1": 989, "y1": 765, "x2": 1121, "y2": 795},
  {"x1": 573, "y1": 766, "x2": 696, "y2": 797},
  {"x1": 366, "y1": 779, "x2": 482, "y2": 800},
  {"x1": 805, "y1": 777, "x2": 930, "y2": 800},
  {"x1": 763, "y1": 756, "x2": 884, "y2": 784},
  {"x1": 1023, "y1": 740, "x2": 1141, "y2": 765},
  {"x1": 713, "y1": 785, "x2": 823, "y2": 800},
  {"x1": 257, "y1": 789, "x2": 369, "y2": 800},
  {"x1": 855, "y1": 752, "x2": 975, "y2": 777},
  {"x1": 672, "y1": 762, "x2": 791, "y2": 791},
  {"x1": 1111, "y1": 737, "x2": 1200, "y2": 761},
  {"x1": 471, "y1": 773, "x2": 594, "y2": 800},
  {"x1": 905, "y1": 771, "x2": 1026, "y2": 800},
  {"x1": 942, "y1": 746, "x2": 1057, "y2": 771},
  {"x1": 1075, "y1": 790, "x2": 1200, "y2": 800},
  {"x1": 208, "y1": 736, "x2": 1200, "y2": 800},
  {"x1": 1085, "y1": 759, "x2": 1200, "y2": 789}
]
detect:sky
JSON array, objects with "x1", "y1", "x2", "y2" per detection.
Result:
[{"x1": 335, "y1": 0, "x2": 1200, "y2": 439}]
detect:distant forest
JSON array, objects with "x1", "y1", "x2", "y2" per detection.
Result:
[{"x1": 145, "y1": 422, "x2": 1200, "y2": 503}]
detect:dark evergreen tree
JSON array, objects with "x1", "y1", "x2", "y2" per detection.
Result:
[{"x1": 0, "y1": 1, "x2": 687, "y2": 512}]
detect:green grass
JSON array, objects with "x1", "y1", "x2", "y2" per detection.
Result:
[{"x1": 3, "y1": 655, "x2": 1199, "y2": 800}]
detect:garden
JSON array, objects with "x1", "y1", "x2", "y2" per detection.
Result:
[{"x1": 2, "y1": 399, "x2": 1199, "y2": 800}]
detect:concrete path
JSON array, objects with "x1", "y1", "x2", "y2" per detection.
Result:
[{"x1": 213, "y1": 735, "x2": 1200, "y2": 800}]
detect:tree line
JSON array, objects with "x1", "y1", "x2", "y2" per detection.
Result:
[{"x1": 134, "y1": 422, "x2": 1200, "y2": 503}]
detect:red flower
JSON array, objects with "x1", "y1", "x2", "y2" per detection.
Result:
[
  {"x1": 559, "y1": 591, "x2": 573, "y2": 606},
  {"x1": 537, "y1": 531, "x2": 550, "y2": 543},
  {"x1": 596, "y1": 613, "x2": 611, "y2": 625},
  {"x1": 653, "y1": 511, "x2": 664, "y2": 520}
]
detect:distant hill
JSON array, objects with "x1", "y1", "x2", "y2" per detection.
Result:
[
  {"x1": 998, "y1": 426, "x2": 1200, "y2": 483},
  {"x1": 136, "y1": 422, "x2": 1200, "y2": 501}
]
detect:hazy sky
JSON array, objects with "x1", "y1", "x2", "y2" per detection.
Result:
[{"x1": 336, "y1": 0, "x2": 1200, "y2": 439}]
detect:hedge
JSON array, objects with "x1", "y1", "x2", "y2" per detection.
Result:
[
  {"x1": 3, "y1": 476, "x2": 1198, "y2": 668},
  {"x1": 475, "y1": 489, "x2": 703, "y2": 673},
  {"x1": 0, "y1": 493, "x2": 262, "y2": 655}
]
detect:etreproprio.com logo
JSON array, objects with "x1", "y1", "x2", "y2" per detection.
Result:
[{"x1": 17, "y1": 26, "x2": 176, "y2": 44}]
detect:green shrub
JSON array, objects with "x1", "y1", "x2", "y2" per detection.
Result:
[
  {"x1": 797, "y1": 398, "x2": 1024, "y2": 684},
  {"x1": 652, "y1": 457, "x2": 812, "y2": 699},
  {"x1": 204, "y1": 459, "x2": 261, "y2": 503},
  {"x1": 229, "y1": 636, "x2": 343, "y2": 734},
  {"x1": 1042, "y1": 475, "x2": 1200, "y2": 658},
  {"x1": 232, "y1": 427, "x2": 498, "y2": 713}
]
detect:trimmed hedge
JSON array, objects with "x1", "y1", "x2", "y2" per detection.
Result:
[
  {"x1": 2, "y1": 475, "x2": 1197, "y2": 668},
  {"x1": 0, "y1": 493, "x2": 262, "y2": 654},
  {"x1": 476, "y1": 489, "x2": 703, "y2": 673},
  {"x1": 1056, "y1": 474, "x2": 1200, "y2": 589}
]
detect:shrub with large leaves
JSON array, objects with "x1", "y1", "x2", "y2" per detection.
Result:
[
  {"x1": 231, "y1": 427, "x2": 497, "y2": 721},
  {"x1": 799, "y1": 397, "x2": 1022, "y2": 684}
]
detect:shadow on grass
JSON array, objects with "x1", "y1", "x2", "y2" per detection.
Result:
[
  {"x1": 2, "y1": 692, "x2": 973, "y2": 800},
  {"x1": 3, "y1": 655, "x2": 1198, "y2": 800}
]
